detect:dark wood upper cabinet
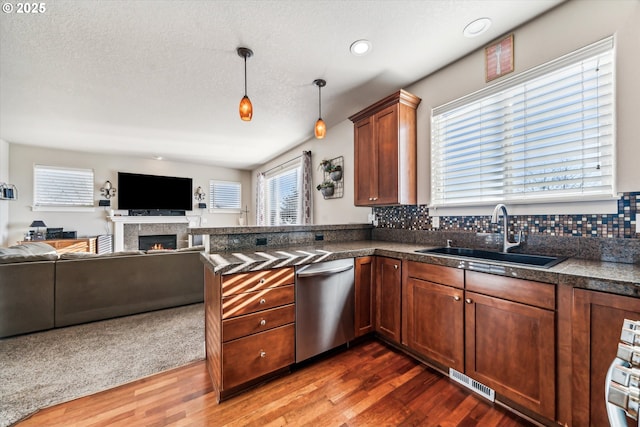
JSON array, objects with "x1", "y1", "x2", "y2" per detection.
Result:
[{"x1": 349, "y1": 90, "x2": 421, "y2": 206}]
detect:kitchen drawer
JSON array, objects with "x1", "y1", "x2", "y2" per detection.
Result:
[
  {"x1": 222, "y1": 284, "x2": 294, "y2": 319},
  {"x1": 222, "y1": 267, "x2": 294, "y2": 297},
  {"x1": 406, "y1": 261, "x2": 463, "y2": 288},
  {"x1": 222, "y1": 324, "x2": 295, "y2": 389},
  {"x1": 222, "y1": 304, "x2": 295, "y2": 342},
  {"x1": 466, "y1": 270, "x2": 555, "y2": 310}
]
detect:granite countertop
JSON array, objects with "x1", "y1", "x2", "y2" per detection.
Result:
[{"x1": 200, "y1": 240, "x2": 640, "y2": 297}]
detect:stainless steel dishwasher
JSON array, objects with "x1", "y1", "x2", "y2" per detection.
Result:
[{"x1": 295, "y1": 258, "x2": 355, "y2": 363}]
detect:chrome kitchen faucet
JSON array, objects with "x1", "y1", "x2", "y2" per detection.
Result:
[{"x1": 491, "y1": 203, "x2": 523, "y2": 253}]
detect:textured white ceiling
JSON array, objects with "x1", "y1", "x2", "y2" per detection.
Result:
[{"x1": 0, "y1": 0, "x2": 563, "y2": 170}]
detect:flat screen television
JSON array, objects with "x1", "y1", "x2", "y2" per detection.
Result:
[{"x1": 117, "y1": 172, "x2": 192, "y2": 212}]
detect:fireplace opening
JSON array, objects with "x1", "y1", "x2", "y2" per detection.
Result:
[{"x1": 138, "y1": 234, "x2": 177, "y2": 251}]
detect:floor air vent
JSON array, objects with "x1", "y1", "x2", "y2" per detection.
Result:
[{"x1": 449, "y1": 368, "x2": 495, "y2": 402}]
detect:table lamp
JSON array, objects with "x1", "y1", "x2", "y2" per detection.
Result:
[{"x1": 30, "y1": 220, "x2": 46, "y2": 240}]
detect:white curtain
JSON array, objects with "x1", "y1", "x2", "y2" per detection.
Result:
[
  {"x1": 256, "y1": 172, "x2": 266, "y2": 225},
  {"x1": 301, "y1": 151, "x2": 313, "y2": 225}
]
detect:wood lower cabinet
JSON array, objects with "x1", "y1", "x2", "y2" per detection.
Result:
[
  {"x1": 403, "y1": 262, "x2": 465, "y2": 372},
  {"x1": 205, "y1": 265, "x2": 295, "y2": 401},
  {"x1": 402, "y1": 263, "x2": 556, "y2": 421},
  {"x1": 354, "y1": 256, "x2": 375, "y2": 337},
  {"x1": 375, "y1": 256, "x2": 402, "y2": 343},
  {"x1": 222, "y1": 324, "x2": 295, "y2": 390},
  {"x1": 572, "y1": 289, "x2": 640, "y2": 427},
  {"x1": 349, "y1": 90, "x2": 421, "y2": 206},
  {"x1": 465, "y1": 271, "x2": 556, "y2": 420}
]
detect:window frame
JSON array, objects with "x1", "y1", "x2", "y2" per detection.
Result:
[
  {"x1": 263, "y1": 161, "x2": 303, "y2": 226},
  {"x1": 429, "y1": 36, "x2": 617, "y2": 212},
  {"x1": 208, "y1": 180, "x2": 242, "y2": 213},
  {"x1": 32, "y1": 164, "x2": 95, "y2": 212}
]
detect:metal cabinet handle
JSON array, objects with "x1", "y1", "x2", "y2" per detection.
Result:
[
  {"x1": 260, "y1": 351, "x2": 267, "y2": 358},
  {"x1": 259, "y1": 319, "x2": 266, "y2": 326},
  {"x1": 259, "y1": 298, "x2": 266, "y2": 305},
  {"x1": 465, "y1": 298, "x2": 473, "y2": 304},
  {"x1": 394, "y1": 264, "x2": 398, "y2": 270},
  {"x1": 453, "y1": 295, "x2": 461, "y2": 301}
]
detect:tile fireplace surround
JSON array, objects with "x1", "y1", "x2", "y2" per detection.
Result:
[{"x1": 108, "y1": 216, "x2": 191, "y2": 251}]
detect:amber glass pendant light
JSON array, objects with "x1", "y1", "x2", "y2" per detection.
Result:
[
  {"x1": 237, "y1": 47, "x2": 253, "y2": 121},
  {"x1": 313, "y1": 79, "x2": 326, "y2": 139}
]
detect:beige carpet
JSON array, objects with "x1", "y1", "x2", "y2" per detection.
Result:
[{"x1": 0, "y1": 303, "x2": 205, "y2": 427}]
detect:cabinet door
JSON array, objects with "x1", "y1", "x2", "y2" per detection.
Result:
[
  {"x1": 465, "y1": 291, "x2": 555, "y2": 420},
  {"x1": 404, "y1": 277, "x2": 464, "y2": 372},
  {"x1": 375, "y1": 257, "x2": 401, "y2": 343},
  {"x1": 354, "y1": 256, "x2": 375, "y2": 337},
  {"x1": 374, "y1": 104, "x2": 399, "y2": 205},
  {"x1": 354, "y1": 117, "x2": 377, "y2": 206},
  {"x1": 572, "y1": 289, "x2": 640, "y2": 427}
]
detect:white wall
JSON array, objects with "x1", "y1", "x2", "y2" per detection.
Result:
[
  {"x1": 410, "y1": 0, "x2": 640, "y2": 205},
  {"x1": 5, "y1": 144, "x2": 252, "y2": 246},
  {"x1": 252, "y1": 0, "x2": 640, "y2": 220}
]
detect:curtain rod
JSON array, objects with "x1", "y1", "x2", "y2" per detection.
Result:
[{"x1": 262, "y1": 151, "x2": 311, "y2": 175}]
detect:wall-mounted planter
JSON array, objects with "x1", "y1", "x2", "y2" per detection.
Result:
[
  {"x1": 330, "y1": 168, "x2": 342, "y2": 181},
  {"x1": 317, "y1": 156, "x2": 344, "y2": 200},
  {"x1": 320, "y1": 186, "x2": 335, "y2": 197}
]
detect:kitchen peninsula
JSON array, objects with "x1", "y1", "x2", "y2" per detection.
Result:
[{"x1": 194, "y1": 224, "x2": 640, "y2": 427}]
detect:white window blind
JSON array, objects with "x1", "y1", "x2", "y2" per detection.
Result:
[
  {"x1": 431, "y1": 37, "x2": 615, "y2": 208},
  {"x1": 209, "y1": 180, "x2": 241, "y2": 211},
  {"x1": 266, "y1": 164, "x2": 301, "y2": 225},
  {"x1": 33, "y1": 165, "x2": 94, "y2": 208}
]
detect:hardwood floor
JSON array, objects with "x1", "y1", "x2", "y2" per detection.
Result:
[{"x1": 18, "y1": 340, "x2": 533, "y2": 427}]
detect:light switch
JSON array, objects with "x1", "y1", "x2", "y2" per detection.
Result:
[{"x1": 432, "y1": 216, "x2": 440, "y2": 229}]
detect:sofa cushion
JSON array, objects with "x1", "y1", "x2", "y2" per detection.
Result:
[
  {"x1": 0, "y1": 260, "x2": 55, "y2": 337},
  {"x1": 54, "y1": 250, "x2": 204, "y2": 327},
  {"x1": 0, "y1": 253, "x2": 58, "y2": 264},
  {"x1": 0, "y1": 242, "x2": 57, "y2": 256}
]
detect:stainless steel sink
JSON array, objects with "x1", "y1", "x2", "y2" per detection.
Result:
[{"x1": 416, "y1": 247, "x2": 566, "y2": 268}]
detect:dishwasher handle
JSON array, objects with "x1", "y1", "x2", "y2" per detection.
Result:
[{"x1": 296, "y1": 263, "x2": 353, "y2": 278}]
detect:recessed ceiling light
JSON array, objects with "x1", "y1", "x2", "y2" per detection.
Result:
[
  {"x1": 153, "y1": 155, "x2": 163, "y2": 161},
  {"x1": 350, "y1": 39, "x2": 371, "y2": 56},
  {"x1": 463, "y1": 18, "x2": 492, "y2": 38}
]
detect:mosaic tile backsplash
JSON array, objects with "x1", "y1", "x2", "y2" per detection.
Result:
[{"x1": 374, "y1": 192, "x2": 639, "y2": 239}]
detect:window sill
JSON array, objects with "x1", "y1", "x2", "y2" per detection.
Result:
[
  {"x1": 428, "y1": 197, "x2": 619, "y2": 218},
  {"x1": 32, "y1": 206, "x2": 96, "y2": 213}
]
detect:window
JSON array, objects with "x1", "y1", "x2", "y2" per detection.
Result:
[
  {"x1": 33, "y1": 165, "x2": 94, "y2": 210},
  {"x1": 209, "y1": 180, "x2": 241, "y2": 211},
  {"x1": 431, "y1": 37, "x2": 615, "y2": 208},
  {"x1": 266, "y1": 163, "x2": 301, "y2": 225}
]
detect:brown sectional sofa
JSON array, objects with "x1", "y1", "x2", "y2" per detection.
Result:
[{"x1": 0, "y1": 243, "x2": 204, "y2": 338}]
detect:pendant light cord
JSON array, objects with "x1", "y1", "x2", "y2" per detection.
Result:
[
  {"x1": 318, "y1": 84, "x2": 322, "y2": 118},
  {"x1": 244, "y1": 56, "x2": 248, "y2": 97}
]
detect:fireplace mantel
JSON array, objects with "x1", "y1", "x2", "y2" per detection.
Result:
[{"x1": 108, "y1": 216, "x2": 193, "y2": 251}]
